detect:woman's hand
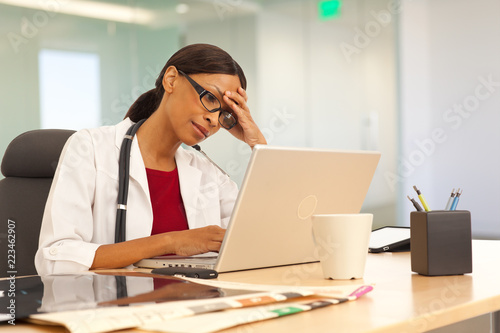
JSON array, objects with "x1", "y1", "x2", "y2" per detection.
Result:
[
  {"x1": 223, "y1": 87, "x2": 267, "y2": 149},
  {"x1": 170, "y1": 225, "x2": 226, "y2": 256},
  {"x1": 91, "y1": 226, "x2": 225, "y2": 270}
]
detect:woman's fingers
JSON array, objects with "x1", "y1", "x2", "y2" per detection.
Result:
[
  {"x1": 223, "y1": 88, "x2": 267, "y2": 148},
  {"x1": 224, "y1": 91, "x2": 248, "y2": 113},
  {"x1": 173, "y1": 226, "x2": 226, "y2": 256},
  {"x1": 224, "y1": 90, "x2": 253, "y2": 123},
  {"x1": 237, "y1": 87, "x2": 248, "y2": 102}
]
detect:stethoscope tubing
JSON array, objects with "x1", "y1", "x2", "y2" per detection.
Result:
[{"x1": 115, "y1": 119, "x2": 146, "y2": 243}]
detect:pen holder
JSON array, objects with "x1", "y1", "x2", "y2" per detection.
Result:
[{"x1": 410, "y1": 210, "x2": 472, "y2": 276}]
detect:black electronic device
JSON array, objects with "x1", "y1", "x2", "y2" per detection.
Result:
[
  {"x1": 368, "y1": 226, "x2": 411, "y2": 253},
  {"x1": 151, "y1": 267, "x2": 218, "y2": 279}
]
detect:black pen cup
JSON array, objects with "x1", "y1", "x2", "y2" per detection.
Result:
[{"x1": 410, "y1": 210, "x2": 472, "y2": 276}]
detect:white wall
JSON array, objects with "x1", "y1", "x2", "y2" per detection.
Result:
[{"x1": 399, "y1": 0, "x2": 500, "y2": 237}]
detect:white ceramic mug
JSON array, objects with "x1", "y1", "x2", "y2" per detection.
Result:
[{"x1": 311, "y1": 213, "x2": 373, "y2": 280}]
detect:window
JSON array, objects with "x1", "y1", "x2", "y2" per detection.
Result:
[{"x1": 39, "y1": 49, "x2": 100, "y2": 129}]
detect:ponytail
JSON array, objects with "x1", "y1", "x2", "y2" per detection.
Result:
[{"x1": 125, "y1": 87, "x2": 163, "y2": 122}]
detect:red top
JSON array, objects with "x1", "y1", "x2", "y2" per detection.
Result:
[{"x1": 146, "y1": 168, "x2": 189, "y2": 235}]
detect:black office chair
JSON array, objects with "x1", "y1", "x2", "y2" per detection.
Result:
[{"x1": 0, "y1": 129, "x2": 75, "y2": 277}]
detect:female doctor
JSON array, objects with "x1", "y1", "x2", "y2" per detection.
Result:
[{"x1": 35, "y1": 44, "x2": 267, "y2": 275}]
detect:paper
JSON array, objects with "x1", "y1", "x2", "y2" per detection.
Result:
[
  {"x1": 141, "y1": 301, "x2": 338, "y2": 333},
  {"x1": 180, "y1": 277, "x2": 372, "y2": 299},
  {"x1": 28, "y1": 274, "x2": 372, "y2": 333},
  {"x1": 140, "y1": 283, "x2": 373, "y2": 333}
]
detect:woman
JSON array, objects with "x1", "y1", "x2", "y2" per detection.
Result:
[{"x1": 35, "y1": 44, "x2": 267, "y2": 275}]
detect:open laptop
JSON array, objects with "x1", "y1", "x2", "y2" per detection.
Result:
[{"x1": 135, "y1": 145, "x2": 381, "y2": 273}]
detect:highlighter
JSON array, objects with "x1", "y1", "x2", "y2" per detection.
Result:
[{"x1": 413, "y1": 186, "x2": 431, "y2": 212}]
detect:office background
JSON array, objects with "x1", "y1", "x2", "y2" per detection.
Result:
[{"x1": 0, "y1": 0, "x2": 498, "y2": 238}]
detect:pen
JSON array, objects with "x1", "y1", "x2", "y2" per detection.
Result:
[
  {"x1": 444, "y1": 188, "x2": 456, "y2": 210},
  {"x1": 413, "y1": 186, "x2": 431, "y2": 211},
  {"x1": 407, "y1": 195, "x2": 423, "y2": 212},
  {"x1": 450, "y1": 189, "x2": 463, "y2": 211}
]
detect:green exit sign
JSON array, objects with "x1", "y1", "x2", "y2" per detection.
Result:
[{"x1": 318, "y1": 0, "x2": 342, "y2": 21}]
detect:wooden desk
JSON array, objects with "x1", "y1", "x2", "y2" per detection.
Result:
[
  {"x1": 217, "y1": 239, "x2": 500, "y2": 333},
  {"x1": 6, "y1": 240, "x2": 500, "y2": 333}
]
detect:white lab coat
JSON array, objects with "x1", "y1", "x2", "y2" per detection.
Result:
[{"x1": 35, "y1": 118, "x2": 238, "y2": 275}]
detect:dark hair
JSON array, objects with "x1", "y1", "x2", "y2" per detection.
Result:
[{"x1": 124, "y1": 44, "x2": 247, "y2": 122}]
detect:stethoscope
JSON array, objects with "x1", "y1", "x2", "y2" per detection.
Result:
[{"x1": 114, "y1": 120, "x2": 229, "y2": 243}]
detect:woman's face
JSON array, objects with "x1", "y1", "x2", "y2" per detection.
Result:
[{"x1": 164, "y1": 71, "x2": 241, "y2": 147}]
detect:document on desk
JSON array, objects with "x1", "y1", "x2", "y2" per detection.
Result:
[
  {"x1": 142, "y1": 300, "x2": 342, "y2": 333},
  {"x1": 27, "y1": 276, "x2": 372, "y2": 333},
  {"x1": 140, "y1": 280, "x2": 374, "y2": 333},
  {"x1": 29, "y1": 289, "x2": 310, "y2": 333},
  {"x1": 179, "y1": 277, "x2": 374, "y2": 298}
]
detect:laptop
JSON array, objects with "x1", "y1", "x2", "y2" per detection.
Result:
[{"x1": 134, "y1": 145, "x2": 381, "y2": 273}]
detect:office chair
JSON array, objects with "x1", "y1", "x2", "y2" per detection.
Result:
[{"x1": 0, "y1": 129, "x2": 75, "y2": 277}]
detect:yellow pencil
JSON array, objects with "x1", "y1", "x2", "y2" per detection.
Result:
[{"x1": 413, "y1": 186, "x2": 431, "y2": 212}]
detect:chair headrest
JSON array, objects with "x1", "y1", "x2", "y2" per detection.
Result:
[{"x1": 1, "y1": 129, "x2": 75, "y2": 178}]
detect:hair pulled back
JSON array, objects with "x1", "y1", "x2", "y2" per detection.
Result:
[{"x1": 124, "y1": 44, "x2": 247, "y2": 122}]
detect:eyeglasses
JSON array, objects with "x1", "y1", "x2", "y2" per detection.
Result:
[{"x1": 178, "y1": 70, "x2": 238, "y2": 130}]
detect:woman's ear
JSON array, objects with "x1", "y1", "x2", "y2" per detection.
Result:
[{"x1": 162, "y1": 66, "x2": 179, "y2": 93}]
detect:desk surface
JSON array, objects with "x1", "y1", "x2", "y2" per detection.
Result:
[{"x1": 6, "y1": 240, "x2": 500, "y2": 333}]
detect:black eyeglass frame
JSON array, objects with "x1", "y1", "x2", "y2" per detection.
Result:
[{"x1": 178, "y1": 70, "x2": 237, "y2": 130}]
